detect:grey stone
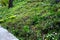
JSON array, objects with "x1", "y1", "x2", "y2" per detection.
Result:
[{"x1": 0, "y1": 26, "x2": 19, "y2": 40}]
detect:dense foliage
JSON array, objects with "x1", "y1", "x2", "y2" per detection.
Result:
[{"x1": 0, "y1": 0, "x2": 60, "y2": 40}]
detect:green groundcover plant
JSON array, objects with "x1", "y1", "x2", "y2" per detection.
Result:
[{"x1": 0, "y1": 0, "x2": 60, "y2": 40}]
